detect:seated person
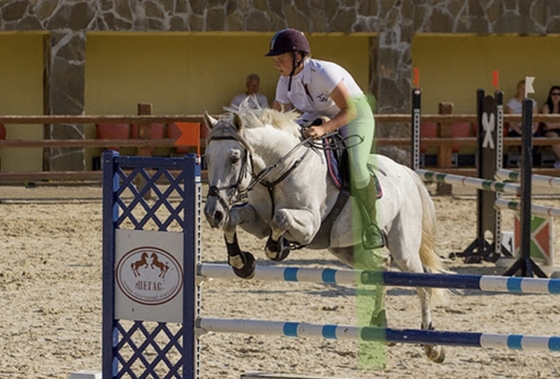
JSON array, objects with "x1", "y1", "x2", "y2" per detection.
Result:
[
  {"x1": 506, "y1": 79, "x2": 539, "y2": 136},
  {"x1": 230, "y1": 73, "x2": 269, "y2": 109},
  {"x1": 541, "y1": 85, "x2": 560, "y2": 168}
]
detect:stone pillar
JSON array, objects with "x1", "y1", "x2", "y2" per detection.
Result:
[
  {"x1": 46, "y1": 30, "x2": 86, "y2": 171},
  {"x1": 375, "y1": 27, "x2": 413, "y2": 164}
]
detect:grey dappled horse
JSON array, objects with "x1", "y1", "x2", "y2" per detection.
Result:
[{"x1": 202, "y1": 106, "x2": 447, "y2": 363}]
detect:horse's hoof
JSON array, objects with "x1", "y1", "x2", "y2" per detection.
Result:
[
  {"x1": 425, "y1": 345, "x2": 445, "y2": 364},
  {"x1": 265, "y1": 236, "x2": 290, "y2": 261},
  {"x1": 229, "y1": 251, "x2": 256, "y2": 279}
]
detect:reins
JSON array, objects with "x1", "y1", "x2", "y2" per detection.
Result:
[{"x1": 206, "y1": 126, "x2": 315, "y2": 214}]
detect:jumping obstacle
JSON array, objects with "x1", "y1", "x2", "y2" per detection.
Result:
[
  {"x1": 199, "y1": 263, "x2": 560, "y2": 294},
  {"x1": 496, "y1": 169, "x2": 560, "y2": 188},
  {"x1": 101, "y1": 152, "x2": 560, "y2": 379},
  {"x1": 198, "y1": 317, "x2": 560, "y2": 352},
  {"x1": 415, "y1": 169, "x2": 520, "y2": 194},
  {"x1": 412, "y1": 89, "x2": 557, "y2": 277},
  {"x1": 411, "y1": 89, "x2": 505, "y2": 264}
]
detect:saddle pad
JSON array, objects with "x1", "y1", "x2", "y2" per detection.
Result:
[
  {"x1": 324, "y1": 140, "x2": 347, "y2": 190},
  {"x1": 323, "y1": 138, "x2": 382, "y2": 198}
]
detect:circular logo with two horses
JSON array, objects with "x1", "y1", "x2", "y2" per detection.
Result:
[{"x1": 115, "y1": 246, "x2": 183, "y2": 306}]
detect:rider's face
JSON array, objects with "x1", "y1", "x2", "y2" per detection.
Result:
[{"x1": 273, "y1": 53, "x2": 294, "y2": 77}]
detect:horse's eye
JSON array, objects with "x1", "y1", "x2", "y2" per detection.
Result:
[{"x1": 231, "y1": 151, "x2": 241, "y2": 164}]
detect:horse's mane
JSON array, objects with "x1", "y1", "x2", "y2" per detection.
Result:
[{"x1": 222, "y1": 101, "x2": 301, "y2": 138}]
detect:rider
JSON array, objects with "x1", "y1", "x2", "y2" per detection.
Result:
[{"x1": 265, "y1": 28, "x2": 384, "y2": 250}]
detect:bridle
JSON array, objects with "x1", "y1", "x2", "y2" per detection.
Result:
[
  {"x1": 205, "y1": 128, "x2": 252, "y2": 212},
  {"x1": 206, "y1": 125, "x2": 315, "y2": 215}
]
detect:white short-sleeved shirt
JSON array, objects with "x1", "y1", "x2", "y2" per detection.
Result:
[
  {"x1": 506, "y1": 97, "x2": 537, "y2": 131},
  {"x1": 506, "y1": 97, "x2": 536, "y2": 114},
  {"x1": 275, "y1": 58, "x2": 364, "y2": 121},
  {"x1": 230, "y1": 93, "x2": 269, "y2": 109}
]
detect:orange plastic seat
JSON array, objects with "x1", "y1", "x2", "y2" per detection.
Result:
[
  {"x1": 450, "y1": 122, "x2": 473, "y2": 153},
  {"x1": 420, "y1": 122, "x2": 438, "y2": 153},
  {"x1": 130, "y1": 123, "x2": 166, "y2": 154},
  {"x1": 130, "y1": 123, "x2": 166, "y2": 139},
  {"x1": 95, "y1": 123, "x2": 130, "y2": 151}
]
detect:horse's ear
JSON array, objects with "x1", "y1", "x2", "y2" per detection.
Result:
[
  {"x1": 203, "y1": 111, "x2": 218, "y2": 130},
  {"x1": 232, "y1": 113, "x2": 243, "y2": 131}
]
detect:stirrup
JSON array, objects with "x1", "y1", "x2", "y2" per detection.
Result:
[{"x1": 362, "y1": 223, "x2": 385, "y2": 250}]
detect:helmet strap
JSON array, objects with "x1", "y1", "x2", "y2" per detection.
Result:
[{"x1": 287, "y1": 52, "x2": 302, "y2": 92}]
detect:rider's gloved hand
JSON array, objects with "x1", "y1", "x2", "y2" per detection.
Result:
[
  {"x1": 301, "y1": 117, "x2": 327, "y2": 128},
  {"x1": 301, "y1": 117, "x2": 330, "y2": 139}
]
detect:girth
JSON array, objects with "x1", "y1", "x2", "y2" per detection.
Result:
[{"x1": 305, "y1": 190, "x2": 350, "y2": 249}]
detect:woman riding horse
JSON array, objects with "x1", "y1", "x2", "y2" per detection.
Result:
[{"x1": 266, "y1": 28, "x2": 384, "y2": 251}]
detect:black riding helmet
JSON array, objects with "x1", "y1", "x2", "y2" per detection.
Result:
[
  {"x1": 265, "y1": 28, "x2": 311, "y2": 56},
  {"x1": 265, "y1": 28, "x2": 311, "y2": 91}
]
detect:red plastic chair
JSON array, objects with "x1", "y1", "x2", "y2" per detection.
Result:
[
  {"x1": 95, "y1": 123, "x2": 130, "y2": 151},
  {"x1": 130, "y1": 123, "x2": 166, "y2": 154},
  {"x1": 420, "y1": 122, "x2": 438, "y2": 153},
  {"x1": 419, "y1": 122, "x2": 438, "y2": 167},
  {"x1": 450, "y1": 122, "x2": 473, "y2": 153},
  {"x1": 450, "y1": 122, "x2": 475, "y2": 167},
  {"x1": 130, "y1": 123, "x2": 166, "y2": 140}
]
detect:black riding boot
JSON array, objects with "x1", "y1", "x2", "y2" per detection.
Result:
[{"x1": 354, "y1": 178, "x2": 385, "y2": 250}]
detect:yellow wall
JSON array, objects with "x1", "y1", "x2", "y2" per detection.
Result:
[
  {"x1": 84, "y1": 32, "x2": 371, "y2": 166},
  {"x1": 85, "y1": 32, "x2": 371, "y2": 115},
  {"x1": 0, "y1": 33, "x2": 45, "y2": 172},
  {"x1": 412, "y1": 34, "x2": 560, "y2": 114}
]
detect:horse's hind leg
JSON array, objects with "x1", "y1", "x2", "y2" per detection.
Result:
[
  {"x1": 416, "y1": 286, "x2": 445, "y2": 363},
  {"x1": 390, "y1": 235, "x2": 445, "y2": 363}
]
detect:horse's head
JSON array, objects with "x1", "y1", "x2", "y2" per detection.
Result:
[
  {"x1": 203, "y1": 111, "x2": 252, "y2": 228},
  {"x1": 202, "y1": 107, "x2": 302, "y2": 229}
]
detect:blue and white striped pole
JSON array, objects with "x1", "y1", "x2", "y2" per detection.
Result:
[
  {"x1": 197, "y1": 317, "x2": 560, "y2": 352},
  {"x1": 198, "y1": 263, "x2": 560, "y2": 295}
]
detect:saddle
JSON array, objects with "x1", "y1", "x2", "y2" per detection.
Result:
[
  {"x1": 322, "y1": 134, "x2": 382, "y2": 198},
  {"x1": 305, "y1": 134, "x2": 382, "y2": 250}
]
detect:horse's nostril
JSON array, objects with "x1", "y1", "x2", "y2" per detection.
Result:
[{"x1": 214, "y1": 210, "x2": 224, "y2": 223}]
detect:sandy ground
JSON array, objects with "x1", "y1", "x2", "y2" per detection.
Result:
[{"x1": 1, "y1": 184, "x2": 560, "y2": 379}]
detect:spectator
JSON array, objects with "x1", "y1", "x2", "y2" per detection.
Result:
[
  {"x1": 230, "y1": 73, "x2": 269, "y2": 109},
  {"x1": 505, "y1": 79, "x2": 539, "y2": 136},
  {"x1": 541, "y1": 85, "x2": 560, "y2": 168}
]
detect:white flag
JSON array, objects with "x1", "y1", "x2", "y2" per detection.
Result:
[{"x1": 525, "y1": 76, "x2": 535, "y2": 97}]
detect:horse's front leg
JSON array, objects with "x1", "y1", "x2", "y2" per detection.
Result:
[
  {"x1": 224, "y1": 203, "x2": 269, "y2": 279},
  {"x1": 265, "y1": 208, "x2": 318, "y2": 261}
]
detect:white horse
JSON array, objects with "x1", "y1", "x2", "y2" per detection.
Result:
[{"x1": 202, "y1": 106, "x2": 447, "y2": 363}]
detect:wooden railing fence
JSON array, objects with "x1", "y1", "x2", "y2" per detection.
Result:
[{"x1": 2, "y1": 111, "x2": 560, "y2": 183}]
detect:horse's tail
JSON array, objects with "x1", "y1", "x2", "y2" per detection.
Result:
[{"x1": 409, "y1": 169, "x2": 449, "y2": 304}]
